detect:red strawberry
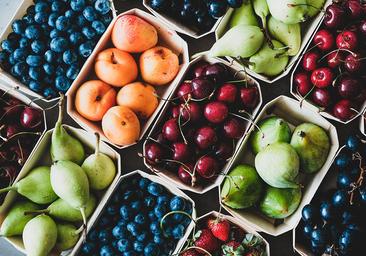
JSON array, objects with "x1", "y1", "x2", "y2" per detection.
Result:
[
  {"x1": 194, "y1": 229, "x2": 219, "y2": 253},
  {"x1": 207, "y1": 218, "x2": 231, "y2": 242},
  {"x1": 221, "y1": 240, "x2": 245, "y2": 256},
  {"x1": 181, "y1": 248, "x2": 201, "y2": 256}
]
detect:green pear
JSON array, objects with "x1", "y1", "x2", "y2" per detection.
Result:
[
  {"x1": 50, "y1": 160, "x2": 90, "y2": 227},
  {"x1": 307, "y1": 0, "x2": 325, "y2": 17},
  {"x1": 24, "y1": 194, "x2": 97, "y2": 223},
  {"x1": 255, "y1": 142, "x2": 300, "y2": 188},
  {"x1": 268, "y1": 16, "x2": 301, "y2": 56},
  {"x1": 267, "y1": 0, "x2": 309, "y2": 24},
  {"x1": 259, "y1": 186, "x2": 302, "y2": 219},
  {"x1": 0, "y1": 166, "x2": 58, "y2": 204},
  {"x1": 56, "y1": 223, "x2": 83, "y2": 251},
  {"x1": 23, "y1": 214, "x2": 57, "y2": 256},
  {"x1": 248, "y1": 40, "x2": 289, "y2": 76},
  {"x1": 221, "y1": 165, "x2": 263, "y2": 209},
  {"x1": 250, "y1": 116, "x2": 292, "y2": 154},
  {"x1": 290, "y1": 123, "x2": 330, "y2": 173},
  {"x1": 253, "y1": 0, "x2": 269, "y2": 30},
  {"x1": 81, "y1": 133, "x2": 116, "y2": 190},
  {"x1": 0, "y1": 201, "x2": 41, "y2": 236},
  {"x1": 229, "y1": 0, "x2": 258, "y2": 27},
  {"x1": 51, "y1": 94, "x2": 85, "y2": 165},
  {"x1": 210, "y1": 25, "x2": 264, "y2": 58}
]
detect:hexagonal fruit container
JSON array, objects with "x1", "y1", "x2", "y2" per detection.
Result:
[
  {"x1": 219, "y1": 96, "x2": 339, "y2": 236},
  {"x1": 66, "y1": 8, "x2": 189, "y2": 149},
  {"x1": 142, "y1": 55, "x2": 263, "y2": 194},
  {"x1": 0, "y1": 126, "x2": 121, "y2": 255},
  {"x1": 72, "y1": 170, "x2": 196, "y2": 256},
  {"x1": 0, "y1": 0, "x2": 117, "y2": 102},
  {"x1": 0, "y1": 82, "x2": 46, "y2": 209},
  {"x1": 359, "y1": 108, "x2": 366, "y2": 136},
  {"x1": 178, "y1": 211, "x2": 270, "y2": 256},
  {"x1": 214, "y1": 0, "x2": 332, "y2": 83}
]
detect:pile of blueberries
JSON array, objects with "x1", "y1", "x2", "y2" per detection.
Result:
[
  {"x1": 299, "y1": 135, "x2": 366, "y2": 256},
  {"x1": 79, "y1": 175, "x2": 193, "y2": 256},
  {"x1": 0, "y1": 0, "x2": 112, "y2": 99},
  {"x1": 149, "y1": 0, "x2": 243, "y2": 33}
]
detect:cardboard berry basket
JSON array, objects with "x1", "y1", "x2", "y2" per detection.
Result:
[
  {"x1": 179, "y1": 211, "x2": 271, "y2": 256},
  {"x1": 142, "y1": 55, "x2": 263, "y2": 194},
  {"x1": 71, "y1": 170, "x2": 197, "y2": 256},
  {"x1": 143, "y1": 0, "x2": 227, "y2": 39},
  {"x1": 0, "y1": 82, "x2": 47, "y2": 209},
  {"x1": 215, "y1": 0, "x2": 332, "y2": 84},
  {"x1": 0, "y1": 126, "x2": 121, "y2": 256},
  {"x1": 66, "y1": 8, "x2": 189, "y2": 149},
  {"x1": 219, "y1": 95, "x2": 339, "y2": 236},
  {"x1": 0, "y1": 0, "x2": 117, "y2": 102}
]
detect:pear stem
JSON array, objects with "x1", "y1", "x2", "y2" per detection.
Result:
[
  {"x1": 80, "y1": 207, "x2": 87, "y2": 242},
  {"x1": 57, "y1": 93, "x2": 65, "y2": 125},
  {"x1": 75, "y1": 225, "x2": 85, "y2": 236},
  {"x1": 0, "y1": 186, "x2": 16, "y2": 194},
  {"x1": 24, "y1": 209, "x2": 49, "y2": 216},
  {"x1": 94, "y1": 132, "x2": 100, "y2": 155}
]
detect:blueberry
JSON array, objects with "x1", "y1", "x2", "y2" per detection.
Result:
[
  {"x1": 8, "y1": 33, "x2": 20, "y2": 42},
  {"x1": 126, "y1": 222, "x2": 139, "y2": 235},
  {"x1": 117, "y1": 218, "x2": 127, "y2": 226},
  {"x1": 337, "y1": 171, "x2": 355, "y2": 189},
  {"x1": 150, "y1": 221, "x2": 161, "y2": 235},
  {"x1": 50, "y1": 37, "x2": 68, "y2": 53},
  {"x1": 81, "y1": 242, "x2": 96, "y2": 254},
  {"x1": 134, "y1": 214, "x2": 146, "y2": 225},
  {"x1": 106, "y1": 205, "x2": 118, "y2": 215},
  {"x1": 120, "y1": 205, "x2": 132, "y2": 220},
  {"x1": 79, "y1": 41, "x2": 95, "y2": 58},
  {"x1": 83, "y1": 6, "x2": 98, "y2": 22},
  {"x1": 172, "y1": 212, "x2": 184, "y2": 223},
  {"x1": 51, "y1": 1, "x2": 66, "y2": 13},
  {"x1": 82, "y1": 26, "x2": 96, "y2": 39},
  {"x1": 320, "y1": 201, "x2": 337, "y2": 221},
  {"x1": 163, "y1": 240, "x2": 175, "y2": 254},
  {"x1": 346, "y1": 135, "x2": 360, "y2": 151},
  {"x1": 21, "y1": 76, "x2": 31, "y2": 86},
  {"x1": 100, "y1": 245, "x2": 115, "y2": 256},
  {"x1": 12, "y1": 20, "x2": 26, "y2": 35},
  {"x1": 335, "y1": 153, "x2": 352, "y2": 168},
  {"x1": 49, "y1": 29, "x2": 63, "y2": 39},
  {"x1": 11, "y1": 61, "x2": 26, "y2": 75},
  {"x1": 301, "y1": 204, "x2": 320, "y2": 224},
  {"x1": 332, "y1": 190, "x2": 349, "y2": 208},
  {"x1": 29, "y1": 66, "x2": 43, "y2": 80},
  {"x1": 26, "y1": 5, "x2": 36, "y2": 15},
  {"x1": 100, "y1": 14, "x2": 112, "y2": 25},
  {"x1": 122, "y1": 191, "x2": 134, "y2": 201},
  {"x1": 44, "y1": 50, "x2": 57, "y2": 63},
  {"x1": 35, "y1": 2, "x2": 50, "y2": 13},
  {"x1": 43, "y1": 76, "x2": 53, "y2": 86},
  {"x1": 65, "y1": 9, "x2": 76, "y2": 19},
  {"x1": 71, "y1": 0, "x2": 86, "y2": 11},
  {"x1": 227, "y1": 0, "x2": 243, "y2": 8},
  {"x1": 130, "y1": 201, "x2": 142, "y2": 213},
  {"x1": 8, "y1": 53, "x2": 16, "y2": 65},
  {"x1": 1, "y1": 40, "x2": 16, "y2": 53},
  {"x1": 112, "y1": 225, "x2": 127, "y2": 239},
  {"x1": 153, "y1": 234, "x2": 163, "y2": 245},
  {"x1": 91, "y1": 20, "x2": 106, "y2": 35},
  {"x1": 147, "y1": 182, "x2": 164, "y2": 196},
  {"x1": 55, "y1": 75, "x2": 71, "y2": 92},
  {"x1": 157, "y1": 195, "x2": 170, "y2": 206},
  {"x1": 133, "y1": 241, "x2": 144, "y2": 252},
  {"x1": 172, "y1": 224, "x2": 185, "y2": 239},
  {"x1": 98, "y1": 229, "x2": 111, "y2": 243},
  {"x1": 13, "y1": 48, "x2": 27, "y2": 62},
  {"x1": 88, "y1": 229, "x2": 99, "y2": 241},
  {"x1": 123, "y1": 251, "x2": 137, "y2": 256},
  {"x1": 148, "y1": 211, "x2": 157, "y2": 221},
  {"x1": 18, "y1": 38, "x2": 29, "y2": 49},
  {"x1": 22, "y1": 15, "x2": 34, "y2": 25},
  {"x1": 0, "y1": 51, "x2": 8, "y2": 65},
  {"x1": 144, "y1": 196, "x2": 156, "y2": 209},
  {"x1": 25, "y1": 25, "x2": 41, "y2": 40},
  {"x1": 76, "y1": 15, "x2": 88, "y2": 27},
  {"x1": 136, "y1": 231, "x2": 148, "y2": 242},
  {"x1": 43, "y1": 63, "x2": 55, "y2": 75},
  {"x1": 41, "y1": 24, "x2": 51, "y2": 37},
  {"x1": 311, "y1": 228, "x2": 328, "y2": 246},
  {"x1": 34, "y1": 12, "x2": 48, "y2": 24},
  {"x1": 29, "y1": 80, "x2": 43, "y2": 92},
  {"x1": 63, "y1": 49, "x2": 78, "y2": 65},
  {"x1": 26, "y1": 55, "x2": 42, "y2": 67},
  {"x1": 339, "y1": 228, "x2": 361, "y2": 254},
  {"x1": 31, "y1": 40, "x2": 46, "y2": 54},
  {"x1": 69, "y1": 32, "x2": 84, "y2": 45},
  {"x1": 117, "y1": 238, "x2": 131, "y2": 252},
  {"x1": 48, "y1": 12, "x2": 58, "y2": 27},
  {"x1": 43, "y1": 87, "x2": 58, "y2": 98},
  {"x1": 208, "y1": 0, "x2": 228, "y2": 18},
  {"x1": 154, "y1": 204, "x2": 167, "y2": 218},
  {"x1": 303, "y1": 222, "x2": 314, "y2": 238},
  {"x1": 150, "y1": 0, "x2": 170, "y2": 11},
  {"x1": 144, "y1": 242, "x2": 159, "y2": 256},
  {"x1": 55, "y1": 16, "x2": 70, "y2": 31},
  {"x1": 94, "y1": 0, "x2": 111, "y2": 15},
  {"x1": 170, "y1": 196, "x2": 185, "y2": 211},
  {"x1": 66, "y1": 64, "x2": 80, "y2": 79}
]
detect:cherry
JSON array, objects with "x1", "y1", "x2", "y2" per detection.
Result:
[
  {"x1": 162, "y1": 118, "x2": 181, "y2": 142},
  {"x1": 216, "y1": 83, "x2": 238, "y2": 104},
  {"x1": 336, "y1": 31, "x2": 358, "y2": 51},
  {"x1": 194, "y1": 126, "x2": 217, "y2": 150},
  {"x1": 171, "y1": 106, "x2": 180, "y2": 119},
  {"x1": 240, "y1": 87, "x2": 259, "y2": 110},
  {"x1": 324, "y1": 4, "x2": 347, "y2": 29},
  {"x1": 10, "y1": 143, "x2": 30, "y2": 165},
  {"x1": 313, "y1": 29, "x2": 335, "y2": 51},
  {"x1": 294, "y1": 72, "x2": 312, "y2": 96},
  {"x1": 346, "y1": 1, "x2": 364, "y2": 19},
  {"x1": 359, "y1": 20, "x2": 366, "y2": 37},
  {"x1": 338, "y1": 77, "x2": 360, "y2": 99},
  {"x1": 196, "y1": 155, "x2": 219, "y2": 179},
  {"x1": 179, "y1": 102, "x2": 202, "y2": 123},
  {"x1": 345, "y1": 53, "x2": 363, "y2": 73},
  {"x1": 333, "y1": 99, "x2": 356, "y2": 121},
  {"x1": 2, "y1": 98, "x2": 23, "y2": 118},
  {"x1": 176, "y1": 82, "x2": 192, "y2": 102},
  {"x1": 5, "y1": 124, "x2": 21, "y2": 138},
  {"x1": 193, "y1": 61, "x2": 210, "y2": 78},
  {"x1": 204, "y1": 63, "x2": 227, "y2": 83},
  {"x1": 311, "y1": 67, "x2": 334, "y2": 88},
  {"x1": 191, "y1": 78, "x2": 215, "y2": 100},
  {"x1": 326, "y1": 51, "x2": 345, "y2": 69},
  {"x1": 20, "y1": 107, "x2": 43, "y2": 130},
  {"x1": 145, "y1": 142, "x2": 167, "y2": 165},
  {"x1": 204, "y1": 101, "x2": 228, "y2": 124},
  {"x1": 172, "y1": 142, "x2": 191, "y2": 162},
  {"x1": 156, "y1": 133, "x2": 167, "y2": 144},
  {"x1": 213, "y1": 140, "x2": 233, "y2": 160},
  {"x1": 223, "y1": 117, "x2": 244, "y2": 139},
  {"x1": 183, "y1": 127, "x2": 196, "y2": 143},
  {"x1": 302, "y1": 51, "x2": 320, "y2": 71},
  {"x1": 178, "y1": 163, "x2": 194, "y2": 185},
  {"x1": 312, "y1": 88, "x2": 332, "y2": 107}
]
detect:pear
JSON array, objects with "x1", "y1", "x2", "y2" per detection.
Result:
[
  {"x1": 250, "y1": 116, "x2": 292, "y2": 154},
  {"x1": 268, "y1": 16, "x2": 301, "y2": 56},
  {"x1": 249, "y1": 40, "x2": 289, "y2": 76},
  {"x1": 0, "y1": 201, "x2": 41, "y2": 236},
  {"x1": 259, "y1": 186, "x2": 302, "y2": 219},
  {"x1": 307, "y1": 0, "x2": 325, "y2": 17},
  {"x1": 290, "y1": 123, "x2": 330, "y2": 173},
  {"x1": 25, "y1": 194, "x2": 97, "y2": 223},
  {"x1": 51, "y1": 94, "x2": 85, "y2": 165},
  {"x1": 229, "y1": 0, "x2": 258, "y2": 27},
  {"x1": 221, "y1": 164, "x2": 263, "y2": 209},
  {"x1": 0, "y1": 166, "x2": 58, "y2": 204},
  {"x1": 210, "y1": 25, "x2": 264, "y2": 58},
  {"x1": 255, "y1": 142, "x2": 300, "y2": 188},
  {"x1": 253, "y1": 0, "x2": 269, "y2": 27},
  {"x1": 23, "y1": 214, "x2": 57, "y2": 256},
  {"x1": 81, "y1": 133, "x2": 116, "y2": 190},
  {"x1": 267, "y1": 0, "x2": 309, "y2": 24},
  {"x1": 56, "y1": 223, "x2": 83, "y2": 251}
]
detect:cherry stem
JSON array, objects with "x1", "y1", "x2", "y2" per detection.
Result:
[
  {"x1": 177, "y1": 246, "x2": 212, "y2": 256},
  {"x1": 160, "y1": 211, "x2": 196, "y2": 238},
  {"x1": 229, "y1": 112, "x2": 264, "y2": 139},
  {"x1": 0, "y1": 131, "x2": 42, "y2": 147},
  {"x1": 348, "y1": 152, "x2": 365, "y2": 205},
  {"x1": 319, "y1": 48, "x2": 355, "y2": 62},
  {"x1": 298, "y1": 84, "x2": 315, "y2": 108},
  {"x1": 16, "y1": 139, "x2": 25, "y2": 166}
]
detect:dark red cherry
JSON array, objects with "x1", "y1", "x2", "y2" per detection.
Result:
[
  {"x1": 359, "y1": 20, "x2": 366, "y2": 37},
  {"x1": 196, "y1": 156, "x2": 219, "y2": 179},
  {"x1": 172, "y1": 142, "x2": 191, "y2": 162},
  {"x1": 294, "y1": 72, "x2": 312, "y2": 96},
  {"x1": 171, "y1": 106, "x2": 180, "y2": 119},
  {"x1": 179, "y1": 102, "x2": 202, "y2": 123},
  {"x1": 178, "y1": 163, "x2": 194, "y2": 185},
  {"x1": 191, "y1": 78, "x2": 215, "y2": 100},
  {"x1": 145, "y1": 142, "x2": 167, "y2": 165},
  {"x1": 346, "y1": 1, "x2": 364, "y2": 19},
  {"x1": 204, "y1": 63, "x2": 227, "y2": 83},
  {"x1": 311, "y1": 67, "x2": 334, "y2": 88},
  {"x1": 5, "y1": 124, "x2": 21, "y2": 138},
  {"x1": 345, "y1": 53, "x2": 363, "y2": 73},
  {"x1": 156, "y1": 133, "x2": 167, "y2": 144},
  {"x1": 223, "y1": 117, "x2": 244, "y2": 139},
  {"x1": 213, "y1": 140, "x2": 234, "y2": 160},
  {"x1": 333, "y1": 99, "x2": 356, "y2": 121},
  {"x1": 204, "y1": 101, "x2": 228, "y2": 124},
  {"x1": 194, "y1": 126, "x2": 218, "y2": 150},
  {"x1": 326, "y1": 51, "x2": 345, "y2": 69},
  {"x1": 302, "y1": 51, "x2": 320, "y2": 71},
  {"x1": 162, "y1": 118, "x2": 181, "y2": 142},
  {"x1": 216, "y1": 83, "x2": 238, "y2": 104},
  {"x1": 336, "y1": 31, "x2": 358, "y2": 51},
  {"x1": 176, "y1": 82, "x2": 192, "y2": 102},
  {"x1": 324, "y1": 4, "x2": 347, "y2": 29},
  {"x1": 313, "y1": 29, "x2": 335, "y2": 51},
  {"x1": 240, "y1": 86, "x2": 259, "y2": 110},
  {"x1": 312, "y1": 88, "x2": 332, "y2": 107},
  {"x1": 193, "y1": 61, "x2": 210, "y2": 78},
  {"x1": 338, "y1": 77, "x2": 360, "y2": 99},
  {"x1": 20, "y1": 107, "x2": 43, "y2": 130},
  {"x1": 3, "y1": 98, "x2": 23, "y2": 118}
]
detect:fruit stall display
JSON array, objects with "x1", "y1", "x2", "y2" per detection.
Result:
[
  {"x1": 142, "y1": 55, "x2": 262, "y2": 193},
  {"x1": 220, "y1": 96, "x2": 339, "y2": 236},
  {"x1": 0, "y1": 85, "x2": 46, "y2": 207},
  {"x1": 66, "y1": 8, "x2": 189, "y2": 149},
  {"x1": 0, "y1": 0, "x2": 116, "y2": 101},
  {"x1": 178, "y1": 211, "x2": 270, "y2": 256},
  {"x1": 291, "y1": 0, "x2": 366, "y2": 123},
  {"x1": 294, "y1": 135, "x2": 366, "y2": 255},
  {"x1": 212, "y1": 0, "x2": 329, "y2": 83}
]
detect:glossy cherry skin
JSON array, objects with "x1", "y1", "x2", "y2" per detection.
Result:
[
  {"x1": 194, "y1": 126, "x2": 218, "y2": 150},
  {"x1": 294, "y1": 72, "x2": 312, "y2": 96},
  {"x1": 359, "y1": 20, "x2": 366, "y2": 37},
  {"x1": 312, "y1": 88, "x2": 332, "y2": 108},
  {"x1": 313, "y1": 29, "x2": 335, "y2": 51},
  {"x1": 240, "y1": 86, "x2": 259, "y2": 110},
  {"x1": 326, "y1": 51, "x2": 345, "y2": 69},
  {"x1": 346, "y1": 0, "x2": 364, "y2": 19},
  {"x1": 204, "y1": 101, "x2": 228, "y2": 124},
  {"x1": 324, "y1": 4, "x2": 347, "y2": 29},
  {"x1": 345, "y1": 53, "x2": 363, "y2": 73},
  {"x1": 338, "y1": 77, "x2": 360, "y2": 99},
  {"x1": 213, "y1": 140, "x2": 234, "y2": 160},
  {"x1": 179, "y1": 102, "x2": 202, "y2": 123},
  {"x1": 171, "y1": 106, "x2": 180, "y2": 119},
  {"x1": 191, "y1": 78, "x2": 215, "y2": 100},
  {"x1": 311, "y1": 67, "x2": 334, "y2": 88},
  {"x1": 145, "y1": 142, "x2": 167, "y2": 165},
  {"x1": 178, "y1": 163, "x2": 195, "y2": 185},
  {"x1": 333, "y1": 99, "x2": 355, "y2": 121},
  {"x1": 302, "y1": 51, "x2": 320, "y2": 71},
  {"x1": 172, "y1": 142, "x2": 191, "y2": 162},
  {"x1": 5, "y1": 124, "x2": 21, "y2": 138},
  {"x1": 204, "y1": 63, "x2": 227, "y2": 83},
  {"x1": 196, "y1": 155, "x2": 219, "y2": 179},
  {"x1": 223, "y1": 117, "x2": 244, "y2": 139},
  {"x1": 216, "y1": 83, "x2": 238, "y2": 104},
  {"x1": 193, "y1": 61, "x2": 209, "y2": 78},
  {"x1": 20, "y1": 107, "x2": 43, "y2": 130},
  {"x1": 162, "y1": 118, "x2": 181, "y2": 142},
  {"x1": 336, "y1": 31, "x2": 358, "y2": 51},
  {"x1": 176, "y1": 82, "x2": 192, "y2": 102}
]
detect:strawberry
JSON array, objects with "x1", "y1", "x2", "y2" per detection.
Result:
[
  {"x1": 207, "y1": 218, "x2": 231, "y2": 242},
  {"x1": 194, "y1": 229, "x2": 219, "y2": 253},
  {"x1": 181, "y1": 249, "x2": 201, "y2": 256},
  {"x1": 221, "y1": 240, "x2": 245, "y2": 256}
]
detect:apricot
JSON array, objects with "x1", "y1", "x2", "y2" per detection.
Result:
[
  {"x1": 112, "y1": 14, "x2": 158, "y2": 53},
  {"x1": 102, "y1": 106, "x2": 140, "y2": 146},
  {"x1": 95, "y1": 48, "x2": 138, "y2": 87},
  {"x1": 139, "y1": 46, "x2": 179, "y2": 86},
  {"x1": 117, "y1": 82, "x2": 158, "y2": 119},
  {"x1": 75, "y1": 80, "x2": 116, "y2": 121}
]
